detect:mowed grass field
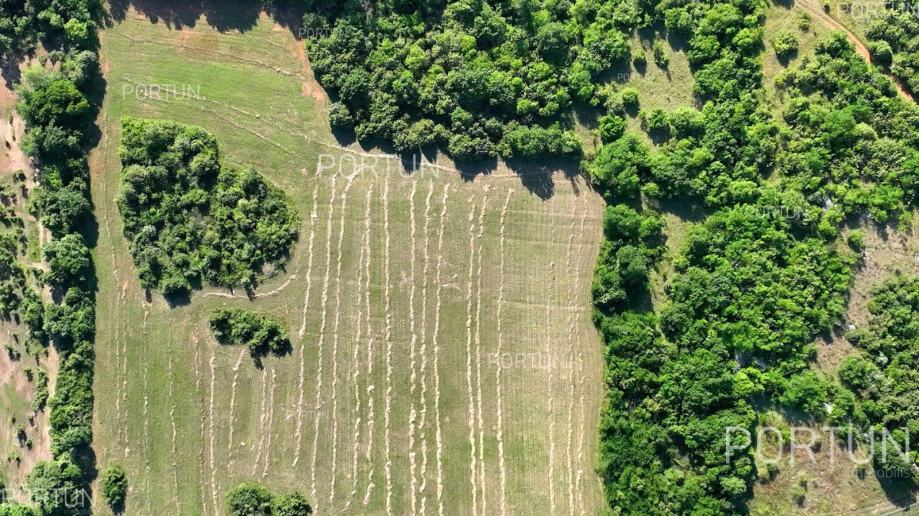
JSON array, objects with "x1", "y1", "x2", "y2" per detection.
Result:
[{"x1": 89, "y1": 6, "x2": 607, "y2": 515}]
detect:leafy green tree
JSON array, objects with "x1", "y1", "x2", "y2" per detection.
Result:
[
  {"x1": 271, "y1": 492, "x2": 312, "y2": 515},
  {"x1": 227, "y1": 482, "x2": 273, "y2": 516},
  {"x1": 101, "y1": 464, "x2": 128, "y2": 512},
  {"x1": 43, "y1": 234, "x2": 91, "y2": 289}
]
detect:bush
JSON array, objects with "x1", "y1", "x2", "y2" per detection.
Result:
[
  {"x1": 652, "y1": 41, "x2": 670, "y2": 68},
  {"x1": 620, "y1": 87, "x2": 640, "y2": 110},
  {"x1": 210, "y1": 308, "x2": 292, "y2": 362},
  {"x1": 772, "y1": 30, "x2": 799, "y2": 60},
  {"x1": 227, "y1": 482, "x2": 312, "y2": 516},
  {"x1": 597, "y1": 114, "x2": 626, "y2": 144},
  {"x1": 271, "y1": 493, "x2": 312, "y2": 515},
  {"x1": 867, "y1": 40, "x2": 893, "y2": 66},
  {"x1": 227, "y1": 482, "x2": 273, "y2": 516},
  {"x1": 101, "y1": 464, "x2": 128, "y2": 511}
]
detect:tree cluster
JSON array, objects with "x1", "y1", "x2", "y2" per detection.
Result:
[
  {"x1": 305, "y1": 0, "x2": 654, "y2": 158},
  {"x1": 776, "y1": 32, "x2": 919, "y2": 227},
  {"x1": 837, "y1": 275, "x2": 919, "y2": 481},
  {"x1": 226, "y1": 482, "x2": 312, "y2": 516},
  {"x1": 118, "y1": 117, "x2": 300, "y2": 298},
  {"x1": 210, "y1": 308, "x2": 292, "y2": 363},
  {"x1": 0, "y1": 0, "x2": 97, "y2": 60},
  {"x1": 10, "y1": 1, "x2": 102, "y2": 514},
  {"x1": 865, "y1": 9, "x2": 919, "y2": 95}
]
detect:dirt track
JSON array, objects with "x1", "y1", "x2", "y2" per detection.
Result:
[{"x1": 798, "y1": 0, "x2": 916, "y2": 103}]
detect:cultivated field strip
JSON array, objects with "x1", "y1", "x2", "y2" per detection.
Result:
[{"x1": 91, "y1": 11, "x2": 607, "y2": 515}]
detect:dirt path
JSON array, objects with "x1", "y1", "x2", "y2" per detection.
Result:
[{"x1": 799, "y1": 0, "x2": 915, "y2": 103}]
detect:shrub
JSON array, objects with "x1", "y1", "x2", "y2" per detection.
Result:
[
  {"x1": 271, "y1": 492, "x2": 312, "y2": 515},
  {"x1": 772, "y1": 30, "x2": 799, "y2": 60},
  {"x1": 101, "y1": 464, "x2": 128, "y2": 511},
  {"x1": 210, "y1": 308, "x2": 292, "y2": 362},
  {"x1": 227, "y1": 482, "x2": 273, "y2": 516},
  {"x1": 652, "y1": 41, "x2": 669, "y2": 68},
  {"x1": 620, "y1": 87, "x2": 640, "y2": 110}
]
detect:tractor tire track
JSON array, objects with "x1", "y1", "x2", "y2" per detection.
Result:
[
  {"x1": 328, "y1": 173, "x2": 356, "y2": 503},
  {"x1": 309, "y1": 176, "x2": 338, "y2": 499},
  {"x1": 293, "y1": 181, "x2": 321, "y2": 467}
]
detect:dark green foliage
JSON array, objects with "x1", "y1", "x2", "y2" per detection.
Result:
[
  {"x1": 586, "y1": 133, "x2": 648, "y2": 201},
  {"x1": 12, "y1": 4, "x2": 103, "y2": 510},
  {"x1": 0, "y1": 503, "x2": 37, "y2": 516},
  {"x1": 101, "y1": 464, "x2": 128, "y2": 511},
  {"x1": 43, "y1": 234, "x2": 91, "y2": 290},
  {"x1": 210, "y1": 308, "x2": 292, "y2": 362},
  {"x1": 16, "y1": 71, "x2": 89, "y2": 129},
  {"x1": 271, "y1": 493, "x2": 312, "y2": 515},
  {"x1": 27, "y1": 453, "x2": 85, "y2": 515},
  {"x1": 227, "y1": 482, "x2": 312, "y2": 516},
  {"x1": 0, "y1": 235, "x2": 27, "y2": 317},
  {"x1": 305, "y1": 0, "x2": 652, "y2": 158},
  {"x1": 776, "y1": 32, "x2": 919, "y2": 223},
  {"x1": 771, "y1": 30, "x2": 798, "y2": 60},
  {"x1": 652, "y1": 40, "x2": 670, "y2": 68},
  {"x1": 33, "y1": 369, "x2": 49, "y2": 412},
  {"x1": 117, "y1": 117, "x2": 300, "y2": 296},
  {"x1": 0, "y1": 0, "x2": 98, "y2": 58}
]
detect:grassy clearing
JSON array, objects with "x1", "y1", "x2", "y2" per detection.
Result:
[
  {"x1": 90, "y1": 6, "x2": 606, "y2": 515},
  {"x1": 749, "y1": 217, "x2": 919, "y2": 514}
]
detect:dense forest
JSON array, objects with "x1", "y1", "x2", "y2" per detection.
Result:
[
  {"x1": 118, "y1": 117, "x2": 300, "y2": 297},
  {"x1": 2, "y1": 0, "x2": 918, "y2": 513}
]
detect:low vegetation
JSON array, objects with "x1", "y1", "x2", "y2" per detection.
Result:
[{"x1": 118, "y1": 117, "x2": 300, "y2": 297}]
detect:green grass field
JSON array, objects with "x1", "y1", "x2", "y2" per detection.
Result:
[{"x1": 89, "y1": 7, "x2": 606, "y2": 514}]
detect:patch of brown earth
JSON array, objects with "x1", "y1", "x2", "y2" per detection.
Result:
[{"x1": 816, "y1": 220, "x2": 919, "y2": 374}]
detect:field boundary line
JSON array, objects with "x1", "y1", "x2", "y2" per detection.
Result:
[
  {"x1": 261, "y1": 368, "x2": 277, "y2": 479},
  {"x1": 408, "y1": 181, "x2": 420, "y2": 516},
  {"x1": 382, "y1": 178, "x2": 394, "y2": 516},
  {"x1": 362, "y1": 184, "x2": 379, "y2": 507},
  {"x1": 473, "y1": 187, "x2": 490, "y2": 516},
  {"x1": 227, "y1": 348, "x2": 247, "y2": 466},
  {"x1": 418, "y1": 181, "x2": 434, "y2": 515},
  {"x1": 346, "y1": 184, "x2": 374, "y2": 510},
  {"x1": 572, "y1": 205, "x2": 590, "y2": 514}
]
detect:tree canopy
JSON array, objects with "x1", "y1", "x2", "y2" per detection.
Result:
[{"x1": 117, "y1": 117, "x2": 300, "y2": 297}]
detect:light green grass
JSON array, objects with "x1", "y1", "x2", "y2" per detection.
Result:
[{"x1": 91, "y1": 7, "x2": 607, "y2": 515}]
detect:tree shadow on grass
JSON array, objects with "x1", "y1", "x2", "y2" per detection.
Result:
[{"x1": 106, "y1": 0, "x2": 263, "y2": 32}]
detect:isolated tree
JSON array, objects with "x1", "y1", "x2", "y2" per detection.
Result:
[
  {"x1": 227, "y1": 482, "x2": 273, "y2": 516},
  {"x1": 101, "y1": 464, "x2": 128, "y2": 512},
  {"x1": 271, "y1": 492, "x2": 312, "y2": 515}
]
